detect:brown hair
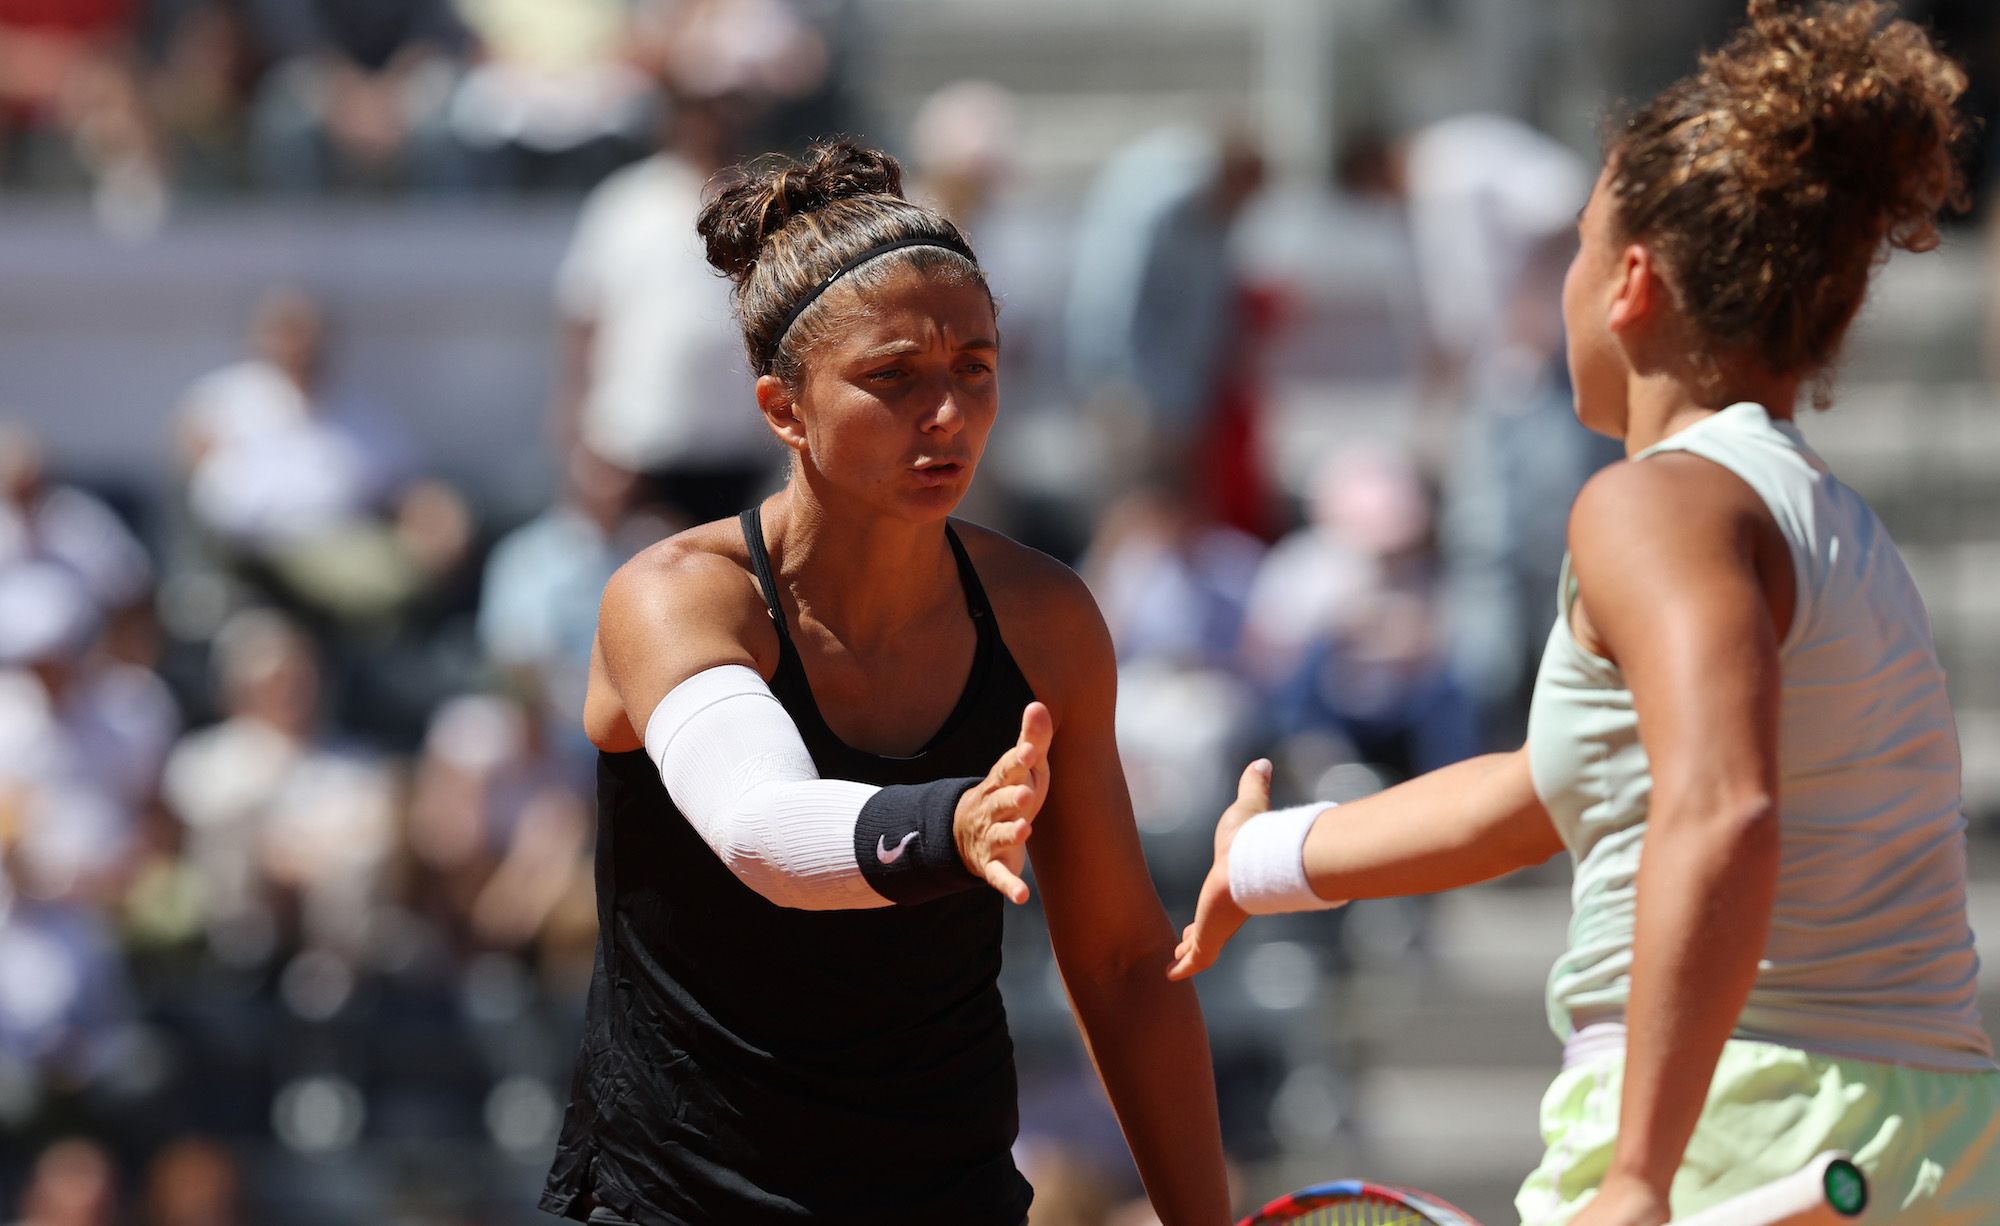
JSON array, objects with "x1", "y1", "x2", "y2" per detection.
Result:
[
  {"x1": 1606, "y1": 0, "x2": 1970, "y2": 397},
  {"x1": 697, "y1": 139, "x2": 990, "y2": 386}
]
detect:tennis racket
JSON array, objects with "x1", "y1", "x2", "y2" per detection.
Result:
[
  {"x1": 1240, "y1": 1151, "x2": 1867, "y2": 1225},
  {"x1": 1676, "y1": 1151, "x2": 1868, "y2": 1224},
  {"x1": 1238, "y1": 1180, "x2": 1481, "y2": 1225}
]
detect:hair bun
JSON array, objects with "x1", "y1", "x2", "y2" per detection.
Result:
[
  {"x1": 1606, "y1": 0, "x2": 1970, "y2": 392},
  {"x1": 1720, "y1": 0, "x2": 1969, "y2": 254},
  {"x1": 699, "y1": 140, "x2": 909, "y2": 281}
]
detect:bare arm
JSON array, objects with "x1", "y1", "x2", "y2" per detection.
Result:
[
  {"x1": 1565, "y1": 456, "x2": 1790, "y2": 1226},
  {"x1": 1005, "y1": 564, "x2": 1231, "y2": 1226},
  {"x1": 1169, "y1": 747, "x2": 1561, "y2": 978},
  {"x1": 584, "y1": 529, "x2": 1049, "y2": 904},
  {"x1": 1304, "y1": 749, "x2": 1560, "y2": 898}
]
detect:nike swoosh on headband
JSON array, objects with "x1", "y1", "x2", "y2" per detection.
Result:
[{"x1": 876, "y1": 831, "x2": 920, "y2": 865}]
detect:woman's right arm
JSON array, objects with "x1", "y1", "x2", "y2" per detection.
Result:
[
  {"x1": 1301, "y1": 749, "x2": 1560, "y2": 897},
  {"x1": 588, "y1": 540, "x2": 1050, "y2": 909},
  {"x1": 1170, "y1": 748, "x2": 1561, "y2": 978}
]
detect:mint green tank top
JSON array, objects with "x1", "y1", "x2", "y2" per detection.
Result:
[{"x1": 1526, "y1": 402, "x2": 1993, "y2": 1072}]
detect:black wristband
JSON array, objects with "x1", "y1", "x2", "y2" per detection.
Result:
[{"x1": 854, "y1": 777, "x2": 984, "y2": 905}]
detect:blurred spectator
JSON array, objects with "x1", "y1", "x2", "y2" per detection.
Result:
[
  {"x1": 1243, "y1": 445, "x2": 1474, "y2": 784},
  {"x1": 627, "y1": 0, "x2": 827, "y2": 116},
  {"x1": 7, "y1": 1138, "x2": 117, "y2": 1226},
  {"x1": 0, "y1": 892, "x2": 133, "y2": 1108},
  {"x1": 908, "y1": 79, "x2": 1017, "y2": 231},
  {"x1": 171, "y1": 287, "x2": 471, "y2": 631},
  {"x1": 552, "y1": 88, "x2": 776, "y2": 525},
  {"x1": 1083, "y1": 487, "x2": 1262, "y2": 851},
  {"x1": 408, "y1": 693, "x2": 590, "y2": 953},
  {"x1": 142, "y1": 1137, "x2": 243, "y2": 1226},
  {"x1": 448, "y1": 0, "x2": 653, "y2": 191},
  {"x1": 1342, "y1": 114, "x2": 1614, "y2": 738},
  {"x1": 0, "y1": 562, "x2": 178, "y2": 903},
  {"x1": 146, "y1": 1, "x2": 259, "y2": 195},
  {"x1": 247, "y1": 0, "x2": 466, "y2": 194},
  {"x1": 1339, "y1": 113, "x2": 1591, "y2": 389},
  {"x1": 1086, "y1": 486, "x2": 1263, "y2": 672},
  {"x1": 158, "y1": 608, "x2": 396, "y2": 960},
  {"x1": 477, "y1": 445, "x2": 657, "y2": 766},
  {"x1": 0, "y1": 0, "x2": 165, "y2": 238},
  {"x1": 1065, "y1": 125, "x2": 1274, "y2": 536},
  {"x1": 0, "y1": 421, "x2": 154, "y2": 631}
]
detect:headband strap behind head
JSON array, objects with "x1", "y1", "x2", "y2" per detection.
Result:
[{"x1": 767, "y1": 237, "x2": 976, "y2": 361}]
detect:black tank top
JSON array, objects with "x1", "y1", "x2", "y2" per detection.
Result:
[{"x1": 541, "y1": 511, "x2": 1037, "y2": 1226}]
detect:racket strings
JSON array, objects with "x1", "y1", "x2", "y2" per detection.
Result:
[{"x1": 1266, "y1": 1197, "x2": 1437, "y2": 1225}]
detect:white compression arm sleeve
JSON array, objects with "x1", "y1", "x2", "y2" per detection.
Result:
[
  {"x1": 645, "y1": 664, "x2": 890, "y2": 910},
  {"x1": 1228, "y1": 803, "x2": 1347, "y2": 915}
]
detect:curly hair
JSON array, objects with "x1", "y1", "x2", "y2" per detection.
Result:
[
  {"x1": 1606, "y1": 0, "x2": 1970, "y2": 397},
  {"x1": 696, "y1": 139, "x2": 991, "y2": 387}
]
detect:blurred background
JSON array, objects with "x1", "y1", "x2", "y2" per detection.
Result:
[{"x1": 0, "y1": 0, "x2": 1995, "y2": 1223}]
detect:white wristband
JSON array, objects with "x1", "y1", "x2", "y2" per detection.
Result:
[{"x1": 1227, "y1": 803, "x2": 1344, "y2": 915}]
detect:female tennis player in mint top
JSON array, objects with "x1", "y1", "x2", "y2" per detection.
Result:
[
  {"x1": 1170, "y1": 4, "x2": 1999, "y2": 1224},
  {"x1": 541, "y1": 140, "x2": 1231, "y2": 1226}
]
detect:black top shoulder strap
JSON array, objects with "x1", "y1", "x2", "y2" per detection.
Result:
[
  {"x1": 943, "y1": 523, "x2": 991, "y2": 623},
  {"x1": 738, "y1": 507, "x2": 792, "y2": 646}
]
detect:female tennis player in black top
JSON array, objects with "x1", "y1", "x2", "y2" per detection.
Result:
[{"x1": 540, "y1": 141, "x2": 1232, "y2": 1226}]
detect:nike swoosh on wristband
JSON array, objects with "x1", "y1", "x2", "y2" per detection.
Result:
[{"x1": 876, "y1": 831, "x2": 920, "y2": 865}]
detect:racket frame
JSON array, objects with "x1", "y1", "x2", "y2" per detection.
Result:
[{"x1": 1240, "y1": 1179, "x2": 1484, "y2": 1226}]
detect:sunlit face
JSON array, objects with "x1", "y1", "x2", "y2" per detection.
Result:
[
  {"x1": 762, "y1": 263, "x2": 999, "y2": 522},
  {"x1": 1562, "y1": 170, "x2": 1632, "y2": 440}
]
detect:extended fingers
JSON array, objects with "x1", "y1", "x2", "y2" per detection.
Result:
[
  {"x1": 1235, "y1": 758, "x2": 1273, "y2": 810},
  {"x1": 1167, "y1": 924, "x2": 1211, "y2": 980},
  {"x1": 990, "y1": 705, "x2": 1055, "y2": 794},
  {"x1": 986, "y1": 817, "x2": 1031, "y2": 850},
  {"x1": 1017, "y1": 702, "x2": 1053, "y2": 762},
  {"x1": 982, "y1": 858, "x2": 1030, "y2": 905}
]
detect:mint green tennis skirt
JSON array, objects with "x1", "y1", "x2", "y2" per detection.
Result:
[{"x1": 1516, "y1": 1033, "x2": 2000, "y2": 1224}]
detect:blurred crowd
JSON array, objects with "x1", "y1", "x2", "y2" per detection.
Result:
[
  {"x1": 0, "y1": 77, "x2": 1688, "y2": 1219},
  {"x1": 0, "y1": 5, "x2": 1994, "y2": 1215},
  {"x1": 0, "y1": 0, "x2": 835, "y2": 238}
]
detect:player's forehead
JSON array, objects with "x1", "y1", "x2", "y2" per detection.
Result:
[{"x1": 818, "y1": 267, "x2": 996, "y2": 358}]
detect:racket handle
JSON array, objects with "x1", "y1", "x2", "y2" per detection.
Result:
[{"x1": 1674, "y1": 1151, "x2": 1868, "y2": 1224}]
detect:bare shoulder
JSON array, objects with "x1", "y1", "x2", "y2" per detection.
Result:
[
  {"x1": 950, "y1": 520, "x2": 1114, "y2": 723},
  {"x1": 599, "y1": 517, "x2": 779, "y2": 680},
  {"x1": 1576, "y1": 450, "x2": 1784, "y2": 560},
  {"x1": 1567, "y1": 449, "x2": 1791, "y2": 649}
]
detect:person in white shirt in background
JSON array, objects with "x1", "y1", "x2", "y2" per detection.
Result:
[
  {"x1": 552, "y1": 0, "x2": 826, "y2": 529},
  {"x1": 172, "y1": 287, "x2": 472, "y2": 628},
  {"x1": 0, "y1": 422, "x2": 159, "y2": 668},
  {"x1": 1343, "y1": 115, "x2": 1620, "y2": 741},
  {"x1": 447, "y1": 0, "x2": 658, "y2": 191},
  {"x1": 0, "y1": 563, "x2": 178, "y2": 906},
  {"x1": 1342, "y1": 113, "x2": 1592, "y2": 392},
  {"x1": 160, "y1": 609, "x2": 396, "y2": 967}
]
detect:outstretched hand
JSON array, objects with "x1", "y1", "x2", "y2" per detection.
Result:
[
  {"x1": 1167, "y1": 758, "x2": 1273, "y2": 980},
  {"x1": 1564, "y1": 1173, "x2": 1671, "y2": 1226},
  {"x1": 955, "y1": 702, "x2": 1054, "y2": 904}
]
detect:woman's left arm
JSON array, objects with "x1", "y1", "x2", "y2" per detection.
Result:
[
  {"x1": 1011, "y1": 567, "x2": 1232, "y2": 1226},
  {"x1": 1564, "y1": 455, "x2": 1792, "y2": 1226}
]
